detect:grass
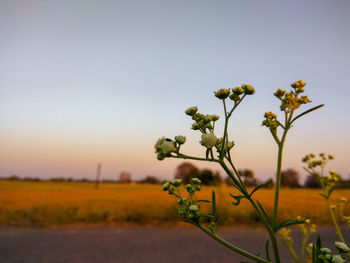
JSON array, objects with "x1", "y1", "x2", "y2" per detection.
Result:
[{"x1": 0, "y1": 180, "x2": 349, "y2": 227}]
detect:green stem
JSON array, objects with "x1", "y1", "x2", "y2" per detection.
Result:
[
  {"x1": 173, "y1": 153, "x2": 219, "y2": 163},
  {"x1": 272, "y1": 142, "x2": 284, "y2": 232},
  {"x1": 220, "y1": 100, "x2": 229, "y2": 159},
  {"x1": 225, "y1": 158, "x2": 280, "y2": 263},
  {"x1": 197, "y1": 224, "x2": 269, "y2": 263},
  {"x1": 326, "y1": 198, "x2": 345, "y2": 243}
]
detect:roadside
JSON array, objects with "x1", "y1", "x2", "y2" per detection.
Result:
[{"x1": 0, "y1": 226, "x2": 348, "y2": 263}]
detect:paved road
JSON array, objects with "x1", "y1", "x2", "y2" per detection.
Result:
[{"x1": 0, "y1": 226, "x2": 348, "y2": 263}]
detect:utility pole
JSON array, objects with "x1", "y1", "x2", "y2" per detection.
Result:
[{"x1": 95, "y1": 162, "x2": 101, "y2": 189}]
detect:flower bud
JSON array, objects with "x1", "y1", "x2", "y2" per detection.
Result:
[
  {"x1": 232, "y1": 86, "x2": 244, "y2": 95},
  {"x1": 335, "y1": 242, "x2": 350, "y2": 253},
  {"x1": 210, "y1": 115, "x2": 220, "y2": 121},
  {"x1": 172, "y1": 179, "x2": 182, "y2": 187},
  {"x1": 242, "y1": 84, "x2": 255, "y2": 95},
  {"x1": 159, "y1": 140, "x2": 176, "y2": 154},
  {"x1": 214, "y1": 89, "x2": 230, "y2": 99},
  {"x1": 320, "y1": 247, "x2": 332, "y2": 254},
  {"x1": 339, "y1": 197, "x2": 347, "y2": 203},
  {"x1": 191, "y1": 178, "x2": 201, "y2": 184},
  {"x1": 194, "y1": 184, "x2": 201, "y2": 191},
  {"x1": 185, "y1": 184, "x2": 193, "y2": 192},
  {"x1": 175, "y1": 135, "x2": 186, "y2": 145},
  {"x1": 192, "y1": 123, "x2": 199, "y2": 130},
  {"x1": 328, "y1": 154, "x2": 335, "y2": 160},
  {"x1": 229, "y1": 93, "x2": 240, "y2": 102},
  {"x1": 157, "y1": 152, "x2": 166, "y2": 161},
  {"x1": 226, "y1": 141, "x2": 235, "y2": 150},
  {"x1": 200, "y1": 133, "x2": 218, "y2": 148},
  {"x1": 189, "y1": 205, "x2": 199, "y2": 212},
  {"x1": 332, "y1": 255, "x2": 345, "y2": 263},
  {"x1": 162, "y1": 182, "x2": 170, "y2": 191},
  {"x1": 274, "y1": 88, "x2": 286, "y2": 98},
  {"x1": 185, "y1": 106, "x2": 198, "y2": 116}
]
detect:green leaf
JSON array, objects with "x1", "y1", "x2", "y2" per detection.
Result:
[
  {"x1": 194, "y1": 199, "x2": 210, "y2": 204},
  {"x1": 216, "y1": 215, "x2": 226, "y2": 227},
  {"x1": 265, "y1": 239, "x2": 270, "y2": 261},
  {"x1": 211, "y1": 190, "x2": 216, "y2": 217},
  {"x1": 229, "y1": 193, "x2": 245, "y2": 206},
  {"x1": 256, "y1": 200, "x2": 272, "y2": 227},
  {"x1": 291, "y1": 104, "x2": 324, "y2": 124},
  {"x1": 199, "y1": 214, "x2": 214, "y2": 219},
  {"x1": 276, "y1": 217, "x2": 306, "y2": 231},
  {"x1": 249, "y1": 183, "x2": 266, "y2": 198}
]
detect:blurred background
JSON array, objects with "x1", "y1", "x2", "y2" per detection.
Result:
[
  {"x1": 1, "y1": 2, "x2": 350, "y2": 262},
  {"x1": 1, "y1": 0, "x2": 350, "y2": 184}
]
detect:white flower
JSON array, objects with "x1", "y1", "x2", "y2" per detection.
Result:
[
  {"x1": 332, "y1": 255, "x2": 345, "y2": 263},
  {"x1": 335, "y1": 242, "x2": 350, "y2": 253},
  {"x1": 200, "y1": 133, "x2": 217, "y2": 148},
  {"x1": 159, "y1": 140, "x2": 176, "y2": 154},
  {"x1": 189, "y1": 205, "x2": 199, "y2": 212}
]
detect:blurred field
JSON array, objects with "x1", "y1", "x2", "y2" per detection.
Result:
[{"x1": 0, "y1": 181, "x2": 349, "y2": 227}]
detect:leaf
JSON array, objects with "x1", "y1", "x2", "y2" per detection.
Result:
[
  {"x1": 256, "y1": 200, "x2": 272, "y2": 227},
  {"x1": 216, "y1": 215, "x2": 225, "y2": 227},
  {"x1": 265, "y1": 239, "x2": 270, "y2": 261},
  {"x1": 229, "y1": 193, "x2": 246, "y2": 206},
  {"x1": 194, "y1": 199, "x2": 210, "y2": 204},
  {"x1": 211, "y1": 190, "x2": 216, "y2": 217},
  {"x1": 276, "y1": 217, "x2": 307, "y2": 231},
  {"x1": 199, "y1": 214, "x2": 214, "y2": 219},
  {"x1": 249, "y1": 183, "x2": 266, "y2": 198},
  {"x1": 291, "y1": 104, "x2": 324, "y2": 124}
]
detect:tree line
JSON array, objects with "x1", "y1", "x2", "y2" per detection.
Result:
[{"x1": 2, "y1": 162, "x2": 349, "y2": 188}]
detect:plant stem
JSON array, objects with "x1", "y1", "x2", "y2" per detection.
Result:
[
  {"x1": 173, "y1": 153, "x2": 220, "y2": 163},
  {"x1": 197, "y1": 224, "x2": 269, "y2": 263},
  {"x1": 272, "y1": 142, "x2": 284, "y2": 232},
  {"x1": 326, "y1": 198, "x2": 345, "y2": 243}
]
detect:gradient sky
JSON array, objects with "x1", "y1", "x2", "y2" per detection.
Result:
[{"x1": 1, "y1": 0, "x2": 350, "y2": 182}]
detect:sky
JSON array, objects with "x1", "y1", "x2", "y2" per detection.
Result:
[{"x1": 1, "y1": 0, "x2": 350, "y2": 182}]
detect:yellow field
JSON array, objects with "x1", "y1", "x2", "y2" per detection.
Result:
[{"x1": 0, "y1": 180, "x2": 349, "y2": 227}]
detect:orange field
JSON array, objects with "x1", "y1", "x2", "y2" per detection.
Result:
[{"x1": 0, "y1": 180, "x2": 349, "y2": 227}]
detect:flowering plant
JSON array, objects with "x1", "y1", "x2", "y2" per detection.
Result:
[{"x1": 155, "y1": 81, "x2": 348, "y2": 262}]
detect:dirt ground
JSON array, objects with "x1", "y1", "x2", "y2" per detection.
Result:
[{"x1": 0, "y1": 225, "x2": 348, "y2": 263}]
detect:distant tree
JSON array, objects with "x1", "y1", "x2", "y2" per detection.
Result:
[
  {"x1": 226, "y1": 169, "x2": 259, "y2": 187},
  {"x1": 197, "y1": 169, "x2": 221, "y2": 186},
  {"x1": 8, "y1": 175, "x2": 20, "y2": 181},
  {"x1": 262, "y1": 178, "x2": 275, "y2": 188},
  {"x1": 139, "y1": 176, "x2": 160, "y2": 184},
  {"x1": 281, "y1": 168, "x2": 300, "y2": 188},
  {"x1": 174, "y1": 162, "x2": 200, "y2": 184},
  {"x1": 304, "y1": 173, "x2": 321, "y2": 188},
  {"x1": 239, "y1": 169, "x2": 259, "y2": 187},
  {"x1": 119, "y1": 172, "x2": 132, "y2": 183}
]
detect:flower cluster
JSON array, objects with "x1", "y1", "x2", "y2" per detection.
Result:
[
  {"x1": 154, "y1": 135, "x2": 186, "y2": 160},
  {"x1": 214, "y1": 84, "x2": 255, "y2": 101},
  {"x1": 279, "y1": 217, "x2": 317, "y2": 263},
  {"x1": 262, "y1": 80, "x2": 312, "y2": 136},
  {"x1": 262, "y1": 111, "x2": 279, "y2": 130},
  {"x1": 277, "y1": 80, "x2": 311, "y2": 112},
  {"x1": 338, "y1": 198, "x2": 350, "y2": 225},
  {"x1": 162, "y1": 178, "x2": 204, "y2": 223},
  {"x1": 185, "y1": 106, "x2": 219, "y2": 134},
  {"x1": 316, "y1": 242, "x2": 350, "y2": 263},
  {"x1": 302, "y1": 153, "x2": 340, "y2": 198}
]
